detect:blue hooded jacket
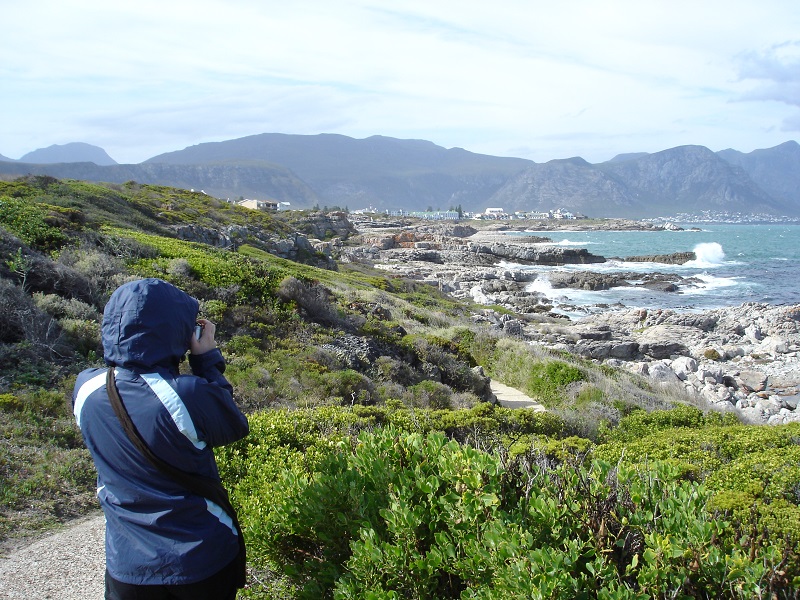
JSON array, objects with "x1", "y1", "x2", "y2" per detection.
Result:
[{"x1": 72, "y1": 278, "x2": 249, "y2": 585}]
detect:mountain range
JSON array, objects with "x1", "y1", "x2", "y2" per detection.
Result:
[{"x1": 1, "y1": 133, "x2": 798, "y2": 218}]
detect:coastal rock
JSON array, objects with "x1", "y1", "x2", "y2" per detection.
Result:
[
  {"x1": 760, "y1": 336, "x2": 789, "y2": 355},
  {"x1": 548, "y1": 271, "x2": 683, "y2": 293},
  {"x1": 736, "y1": 370, "x2": 768, "y2": 392},
  {"x1": 319, "y1": 334, "x2": 381, "y2": 371},
  {"x1": 744, "y1": 324, "x2": 763, "y2": 341},
  {"x1": 783, "y1": 395, "x2": 800, "y2": 410},
  {"x1": 647, "y1": 362, "x2": 682, "y2": 385},
  {"x1": 671, "y1": 356, "x2": 698, "y2": 380},
  {"x1": 174, "y1": 224, "x2": 337, "y2": 267},
  {"x1": 549, "y1": 272, "x2": 629, "y2": 291},
  {"x1": 610, "y1": 342, "x2": 639, "y2": 359},
  {"x1": 636, "y1": 325, "x2": 692, "y2": 359},
  {"x1": 640, "y1": 280, "x2": 679, "y2": 292},
  {"x1": 293, "y1": 211, "x2": 356, "y2": 240},
  {"x1": 620, "y1": 251, "x2": 696, "y2": 264},
  {"x1": 467, "y1": 242, "x2": 606, "y2": 265},
  {"x1": 471, "y1": 366, "x2": 497, "y2": 403}
]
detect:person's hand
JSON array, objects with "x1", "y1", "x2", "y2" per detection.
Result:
[{"x1": 190, "y1": 318, "x2": 217, "y2": 355}]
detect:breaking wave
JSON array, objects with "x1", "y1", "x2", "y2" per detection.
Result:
[{"x1": 687, "y1": 242, "x2": 725, "y2": 268}]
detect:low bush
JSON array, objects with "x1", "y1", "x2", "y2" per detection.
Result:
[
  {"x1": 0, "y1": 196, "x2": 67, "y2": 251},
  {"x1": 226, "y1": 423, "x2": 794, "y2": 599},
  {"x1": 595, "y1": 409, "x2": 800, "y2": 579}
]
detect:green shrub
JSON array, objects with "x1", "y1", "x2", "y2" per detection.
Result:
[
  {"x1": 574, "y1": 384, "x2": 605, "y2": 406},
  {"x1": 407, "y1": 379, "x2": 453, "y2": 409},
  {"x1": 230, "y1": 425, "x2": 791, "y2": 599},
  {"x1": 600, "y1": 405, "x2": 740, "y2": 444},
  {"x1": 595, "y1": 413, "x2": 800, "y2": 571},
  {"x1": 33, "y1": 293, "x2": 100, "y2": 321},
  {"x1": 59, "y1": 318, "x2": 101, "y2": 357},
  {"x1": 0, "y1": 196, "x2": 67, "y2": 250}
]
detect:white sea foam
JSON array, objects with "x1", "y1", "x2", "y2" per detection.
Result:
[
  {"x1": 527, "y1": 276, "x2": 556, "y2": 295},
  {"x1": 685, "y1": 242, "x2": 725, "y2": 268},
  {"x1": 686, "y1": 273, "x2": 742, "y2": 295},
  {"x1": 554, "y1": 238, "x2": 596, "y2": 247}
]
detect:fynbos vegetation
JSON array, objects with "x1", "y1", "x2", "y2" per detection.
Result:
[{"x1": 0, "y1": 175, "x2": 797, "y2": 597}]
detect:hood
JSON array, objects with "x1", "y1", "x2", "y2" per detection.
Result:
[{"x1": 102, "y1": 278, "x2": 199, "y2": 372}]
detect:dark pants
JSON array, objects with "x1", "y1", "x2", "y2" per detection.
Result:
[{"x1": 105, "y1": 556, "x2": 240, "y2": 600}]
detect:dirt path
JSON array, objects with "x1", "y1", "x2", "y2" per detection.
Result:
[{"x1": 0, "y1": 514, "x2": 105, "y2": 599}]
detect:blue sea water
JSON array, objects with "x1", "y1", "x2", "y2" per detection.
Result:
[{"x1": 502, "y1": 224, "x2": 800, "y2": 314}]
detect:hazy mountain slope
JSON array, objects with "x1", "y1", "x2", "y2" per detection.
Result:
[
  {"x1": 487, "y1": 157, "x2": 639, "y2": 217},
  {"x1": 19, "y1": 143, "x2": 118, "y2": 166},
  {"x1": 0, "y1": 153, "x2": 13, "y2": 162},
  {"x1": 717, "y1": 141, "x2": 800, "y2": 209},
  {"x1": 145, "y1": 133, "x2": 531, "y2": 176},
  {"x1": 487, "y1": 145, "x2": 793, "y2": 218},
  {"x1": 3, "y1": 135, "x2": 799, "y2": 217},
  {"x1": 145, "y1": 133, "x2": 533, "y2": 211},
  {"x1": 599, "y1": 145, "x2": 789, "y2": 216}
]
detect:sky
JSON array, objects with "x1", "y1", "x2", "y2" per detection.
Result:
[{"x1": 2, "y1": 0, "x2": 800, "y2": 165}]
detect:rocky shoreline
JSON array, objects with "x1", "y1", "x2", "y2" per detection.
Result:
[{"x1": 341, "y1": 221, "x2": 800, "y2": 425}]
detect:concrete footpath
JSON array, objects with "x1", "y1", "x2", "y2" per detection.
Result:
[{"x1": 491, "y1": 380, "x2": 547, "y2": 411}]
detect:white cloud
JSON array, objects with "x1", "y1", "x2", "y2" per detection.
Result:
[{"x1": 2, "y1": 0, "x2": 800, "y2": 163}]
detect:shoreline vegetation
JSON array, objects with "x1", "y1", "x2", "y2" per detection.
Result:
[{"x1": 0, "y1": 176, "x2": 798, "y2": 597}]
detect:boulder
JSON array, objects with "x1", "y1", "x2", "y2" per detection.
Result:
[
  {"x1": 755, "y1": 396, "x2": 783, "y2": 416},
  {"x1": 736, "y1": 370, "x2": 768, "y2": 393},
  {"x1": 627, "y1": 362, "x2": 650, "y2": 377},
  {"x1": 610, "y1": 342, "x2": 639, "y2": 360},
  {"x1": 782, "y1": 395, "x2": 800, "y2": 410},
  {"x1": 697, "y1": 364, "x2": 723, "y2": 384},
  {"x1": 744, "y1": 324, "x2": 763, "y2": 342},
  {"x1": 671, "y1": 356, "x2": 698, "y2": 380},
  {"x1": 622, "y1": 251, "x2": 696, "y2": 264},
  {"x1": 636, "y1": 325, "x2": 691, "y2": 359},
  {"x1": 502, "y1": 320, "x2": 525, "y2": 337},
  {"x1": 760, "y1": 336, "x2": 789, "y2": 354},
  {"x1": 647, "y1": 362, "x2": 681, "y2": 384},
  {"x1": 574, "y1": 340, "x2": 612, "y2": 360},
  {"x1": 471, "y1": 366, "x2": 496, "y2": 403},
  {"x1": 549, "y1": 272, "x2": 629, "y2": 291},
  {"x1": 701, "y1": 383, "x2": 733, "y2": 404}
]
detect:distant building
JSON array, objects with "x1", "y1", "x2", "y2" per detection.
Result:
[
  {"x1": 526, "y1": 211, "x2": 551, "y2": 220},
  {"x1": 238, "y1": 198, "x2": 278, "y2": 211},
  {"x1": 485, "y1": 207, "x2": 505, "y2": 217},
  {"x1": 352, "y1": 205, "x2": 381, "y2": 215},
  {"x1": 552, "y1": 208, "x2": 575, "y2": 220},
  {"x1": 409, "y1": 210, "x2": 460, "y2": 220}
]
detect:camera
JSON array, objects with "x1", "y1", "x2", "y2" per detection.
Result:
[{"x1": 195, "y1": 323, "x2": 204, "y2": 339}]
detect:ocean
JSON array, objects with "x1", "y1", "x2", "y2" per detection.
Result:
[{"x1": 501, "y1": 224, "x2": 800, "y2": 315}]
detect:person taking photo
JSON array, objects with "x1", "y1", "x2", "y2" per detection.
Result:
[{"x1": 73, "y1": 278, "x2": 249, "y2": 600}]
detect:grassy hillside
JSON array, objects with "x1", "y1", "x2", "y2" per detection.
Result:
[{"x1": 0, "y1": 176, "x2": 797, "y2": 597}]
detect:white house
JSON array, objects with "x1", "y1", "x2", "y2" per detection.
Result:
[
  {"x1": 238, "y1": 198, "x2": 278, "y2": 211},
  {"x1": 552, "y1": 208, "x2": 576, "y2": 220}
]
